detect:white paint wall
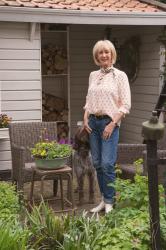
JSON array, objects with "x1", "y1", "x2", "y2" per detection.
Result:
[{"x1": 0, "y1": 22, "x2": 41, "y2": 169}]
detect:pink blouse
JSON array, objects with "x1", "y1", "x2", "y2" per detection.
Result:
[{"x1": 84, "y1": 67, "x2": 131, "y2": 122}]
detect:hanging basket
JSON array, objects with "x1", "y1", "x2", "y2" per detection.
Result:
[{"x1": 35, "y1": 156, "x2": 69, "y2": 170}]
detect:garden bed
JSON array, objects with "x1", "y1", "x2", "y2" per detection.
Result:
[{"x1": 1, "y1": 173, "x2": 166, "y2": 249}]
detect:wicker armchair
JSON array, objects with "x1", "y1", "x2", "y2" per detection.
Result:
[
  {"x1": 9, "y1": 121, "x2": 71, "y2": 195},
  {"x1": 117, "y1": 143, "x2": 146, "y2": 179},
  {"x1": 117, "y1": 130, "x2": 166, "y2": 181},
  {"x1": 142, "y1": 132, "x2": 166, "y2": 184}
]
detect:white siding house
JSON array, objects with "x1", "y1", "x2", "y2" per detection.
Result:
[
  {"x1": 0, "y1": 22, "x2": 41, "y2": 170},
  {"x1": 0, "y1": 0, "x2": 166, "y2": 172}
]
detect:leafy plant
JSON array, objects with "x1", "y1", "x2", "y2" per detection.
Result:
[
  {"x1": 60, "y1": 212, "x2": 104, "y2": 250},
  {"x1": 0, "y1": 182, "x2": 30, "y2": 250},
  {"x1": 57, "y1": 174, "x2": 166, "y2": 250},
  {"x1": 133, "y1": 158, "x2": 143, "y2": 174},
  {"x1": 30, "y1": 141, "x2": 72, "y2": 160},
  {"x1": 0, "y1": 113, "x2": 12, "y2": 128},
  {"x1": 0, "y1": 219, "x2": 31, "y2": 250},
  {"x1": 27, "y1": 200, "x2": 68, "y2": 249},
  {"x1": 0, "y1": 182, "x2": 20, "y2": 221}
]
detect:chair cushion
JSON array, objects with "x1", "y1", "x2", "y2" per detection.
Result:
[
  {"x1": 120, "y1": 164, "x2": 143, "y2": 174},
  {"x1": 119, "y1": 164, "x2": 143, "y2": 180}
]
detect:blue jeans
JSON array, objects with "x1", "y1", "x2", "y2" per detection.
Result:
[{"x1": 89, "y1": 115, "x2": 119, "y2": 204}]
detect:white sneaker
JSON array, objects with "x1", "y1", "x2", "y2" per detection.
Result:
[
  {"x1": 105, "y1": 203, "x2": 113, "y2": 214},
  {"x1": 90, "y1": 200, "x2": 105, "y2": 213}
]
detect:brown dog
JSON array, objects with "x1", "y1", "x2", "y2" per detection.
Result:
[{"x1": 73, "y1": 126, "x2": 95, "y2": 205}]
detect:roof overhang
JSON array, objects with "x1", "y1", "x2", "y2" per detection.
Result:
[{"x1": 0, "y1": 6, "x2": 166, "y2": 25}]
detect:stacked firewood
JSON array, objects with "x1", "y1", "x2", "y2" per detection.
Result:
[
  {"x1": 42, "y1": 92, "x2": 68, "y2": 122},
  {"x1": 42, "y1": 44, "x2": 67, "y2": 75},
  {"x1": 42, "y1": 92, "x2": 69, "y2": 140}
]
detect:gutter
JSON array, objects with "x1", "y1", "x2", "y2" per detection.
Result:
[
  {"x1": 0, "y1": 6, "x2": 166, "y2": 25},
  {"x1": 140, "y1": 0, "x2": 166, "y2": 10}
]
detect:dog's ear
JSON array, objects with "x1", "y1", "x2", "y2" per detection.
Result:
[
  {"x1": 79, "y1": 126, "x2": 89, "y2": 138},
  {"x1": 73, "y1": 127, "x2": 82, "y2": 150}
]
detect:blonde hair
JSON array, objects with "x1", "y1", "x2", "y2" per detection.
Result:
[{"x1": 93, "y1": 40, "x2": 117, "y2": 66}]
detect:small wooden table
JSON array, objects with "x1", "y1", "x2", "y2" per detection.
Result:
[{"x1": 30, "y1": 165, "x2": 76, "y2": 213}]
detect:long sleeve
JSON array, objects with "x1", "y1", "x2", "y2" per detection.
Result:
[
  {"x1": 117, "y1": 72, "x2": 131, "y2": 115},
  {"x1": 84, "y1": 72, "x2": 93, "y2": 110}
]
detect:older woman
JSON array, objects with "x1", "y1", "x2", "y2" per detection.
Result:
[{"x1": 83, "y1": 40, "x2": 131, "y2": 214}]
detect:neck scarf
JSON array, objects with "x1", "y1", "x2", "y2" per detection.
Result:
[{"x1": 100, "y1": 66, "x2": 114, "y2": 74}]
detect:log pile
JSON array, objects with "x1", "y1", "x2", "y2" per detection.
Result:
[
  {"x1": 42, "y1": 44, "x2": 67, "y2": 75},
  {"x1": 42, "y1": 92, "x2": 69, "y2": 140}
]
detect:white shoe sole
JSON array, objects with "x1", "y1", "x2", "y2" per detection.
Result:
[
  {"x1": 90, "y1": 202, "x2": 105, "y2": 213},
  {"x1": 105, "y1": 204, "x2": 113, "y2": 214}
]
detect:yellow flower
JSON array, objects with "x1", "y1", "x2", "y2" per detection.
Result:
[{"x1": 40, "y1": 150, "x2": 46, "y2": 156}]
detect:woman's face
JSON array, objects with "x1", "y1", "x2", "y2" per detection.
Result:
[{"x1": 97, "y1": 47, "x2": 112, "y2": 68}]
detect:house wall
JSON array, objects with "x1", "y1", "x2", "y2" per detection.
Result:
[
  {"x1": 70, "y1": 25, "x2": 105, "y2": 136},
  {"x1": 0, "y1": 22, "x2": 41, "y2": 170},
  {"x1": 70, "y1": 25, "x2": 162, "y2": 143},
  {"x1": 0, "y1": 22, "x2": 162, "y2": 170},
  {"x1": 113, "y1": 26, "x2": 162, "y2": 143}
]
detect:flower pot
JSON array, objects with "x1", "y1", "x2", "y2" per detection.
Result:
[
  {"x1": 0, "y1": 128, "x2": 9, "y2": 140},
  {"x1": 35, "y1": 156, "x2": 69, "y2": 170}
]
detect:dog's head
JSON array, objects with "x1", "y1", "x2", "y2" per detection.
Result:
[{"x1": 73, "y1": 127, "x2": 90, "y2": 158}]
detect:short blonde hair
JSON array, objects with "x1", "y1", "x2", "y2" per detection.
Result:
[{"x1": 93, "y1": 40, "x2": 117, "y2": 66}]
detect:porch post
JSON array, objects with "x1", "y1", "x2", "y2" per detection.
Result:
[{"x1": 142, "y1": 111, "x2": 165, "y2": 250}]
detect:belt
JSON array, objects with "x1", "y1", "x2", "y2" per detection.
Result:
[{"x1": 90, "y1": 114, "x2": 111, "y2": 120}]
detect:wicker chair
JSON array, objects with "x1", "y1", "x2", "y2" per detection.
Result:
[
  {"x1": 9, "y1": 121, "x2": 71, "y2": 196},
  {"x1": 142, "y1": 131, "x2": 166, "y2": 185},
  {"x1": 117, "y1": 143, "x2": 146, "y2": 179},
  {"x1": 117, "y1": 130, "x2": 166, "y2": 181}
]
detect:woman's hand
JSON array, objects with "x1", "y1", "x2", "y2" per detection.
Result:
[
  {"x1": 83, "y1": 110, "x2": 92, "y2": 134},
  {"x1": 84, "y1": 118, "x2": 92, "y2": 134},
  {"x1": 103, "y1": 122, "x2": 116, "y2": 140}
]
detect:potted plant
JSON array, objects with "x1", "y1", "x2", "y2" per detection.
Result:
[
  {"x1": 30, "y1": 141, "x2": 72, "y2": 170},
  {"x1": 0, "y1": 113, "x2": 12, "y2": 139}
]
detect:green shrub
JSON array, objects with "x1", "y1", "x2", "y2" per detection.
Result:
[
  {"x1": 0, "y1": 182, "x2": 20, "y2": 221},
  {"x1": 0, "y1": 219, "x2": 30, "y2": 250},
  {"x1": 1, "y1": 173, "x2": 165, "y2": 249},
  {"x1": 0, "y1": 182, "x2": 30, "y2": 250},
  {"x1": 59, "y1": 174, "x2": 166, "y2": 250},
  {"x1": 60, "y1": 212, "x2": 104, "y2": 250}
]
